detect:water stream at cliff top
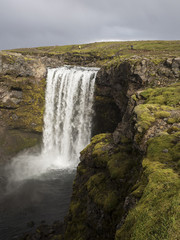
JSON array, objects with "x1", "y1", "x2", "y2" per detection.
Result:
[{"x1": 0, "y1": 66, "x2": 99, "y2": 239}]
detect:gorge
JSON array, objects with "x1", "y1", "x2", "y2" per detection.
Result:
[{"x1": 0, "y1": 41, "x2": 180, "y2": 240}]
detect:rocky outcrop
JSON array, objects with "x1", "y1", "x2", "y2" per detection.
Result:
[
  {"x1": 0, "y1": 52, "x2": 47, "y2": 160},
  {"x1": 63, "y1": 58, "x2": 180, "y2": 240},
  {"x1": 115, "y1": 83, "x2": 180, "y2": 240},
  {"x1": 93, "y1": 56, "x2": 180, "y2": 139},
  {"x1": 64, "y1": 133, "x2": 141, "y2": 240}
]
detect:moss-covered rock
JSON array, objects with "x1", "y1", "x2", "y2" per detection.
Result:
[
  {"x1": 133, "y1": 83, "x2": 180, "y2": 148},
  {"x1": 0, "y1": 128, "x2": 41, "y2": 161},
  {"x1": 115, "y1": 82, "x2": 180, "y2": 240},
  {"x1": 64, "y1": 133, "x2": 141, "y2": 240},
  {"x1": 65, "y1": 78, "x2": 180, "y2": 240},
  {"x1": 0, "y1": 58, "x2": 46, "y2": 160},
  {"x1": 0, "y1": 75, "x2": 46, "y2": 133},
  {"x1": 115, "y1": 134, "x2": 180, "y2": 240}
]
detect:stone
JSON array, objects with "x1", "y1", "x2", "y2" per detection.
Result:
[
  {"x1": 162, "y1": 148, "x2": 169, "y2": 153},
  {"x1": 12, "y1": 114, "x2": 18, "y2": 120},
  {"x1": 166, "y1": 58, "x2": 172, "y2": 67}
]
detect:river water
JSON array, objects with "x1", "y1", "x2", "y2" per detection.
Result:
[{"x1": 0, "y1": 165, "x2": 75, "y2": 240}]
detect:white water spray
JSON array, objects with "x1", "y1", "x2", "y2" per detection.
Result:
[{"x1": 6, "y1": 66, "x2": 99, "y2": 181}]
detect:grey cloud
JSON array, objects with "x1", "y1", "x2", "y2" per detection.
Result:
[{"x1": 0, "y1": 0, "x2": 180, "y2": 50}]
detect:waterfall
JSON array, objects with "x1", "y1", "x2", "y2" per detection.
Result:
[
  {"x1": 42, "y1": 66, "x2": 99, "y2": 167},
  {"x1": 6, "y1": 66, "x2": 99, "y2": 181}
]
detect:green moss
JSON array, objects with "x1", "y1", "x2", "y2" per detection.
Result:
[
  {"x1": 81, "y1": 133, "x2": 111, "y2": 155},
  {"x1": 140, "y1": 83, "x2": 180, "y2": 107},
  {"x1": 167, "y1": 126, "x2": 180, "y2": 133},
  {"x1": 115, "y1": 131, "x2": 180, "y2": 240},
  {"x1": 77, "y1": 165, "x2": 87, "y2": 175},
  {"x1": 93, "y1": 141, "x2": 109, "y2": 156},
  {"x1": 107, "y1": 152, "x2": 133, "y2": 179},
  {"x1": 151, "y1": 58, "x2": 164, "y2": 65},
  {"x1": 154, "y1": 111, "x2": 171, "y2": 118},
  {"x1": 2, "y1": 53, "x2": 17, "y2": 64},
  {"x1": 131, "y1": 174, "x2": 148, "y2": 199},
  {"x1": 94, "y1": 152, "x2": 110, "y2": 168},
  {"x1": 66, "y1": 197, "x2": 87, "y2": 240},
  {"x1": 104, "y1": 192, "x2": 119, "y2": 212},
  {"x1": 92, "y1": 138, "x2": 111, "y2": 167},
  {"x1": 70, "y1": 201, "x2": 81, "y2": 215},
  {"x1": 147, "y1": 134, "x2": 180, "y2": 165},
  {"x1": 86, "y1": 172, "x2": 118, "y2": 212},
  {"x1": 91, "y1": 133, "x2": 111, "y2": 143},
  {"x1": 135, "y1": 84, "x2": 180, "y2": 145},
  {"x1": 4, "y1": 76, "x2": 46, "y2": 132},
  {"x1": 1, "y1": 129, "x2": 41, "y2": 156},
  {"x1": 131, "y1": 94, "x2": 138, "y2": 101},
  {"x1": 115, "y1": 82, "x2": 180, "y2": 240},
  {"x1": 65, "y1": 130, "x2": 140, "y2": 239},
  {"x1": 167, "y1": 117, "x2": 180, "y2": 124},
  {"x1": 135, "y1": 104, "x2": 156, "y2": 131},
  {"x1": 23, "y1": 56, "x2": 33, "y2": 61}
]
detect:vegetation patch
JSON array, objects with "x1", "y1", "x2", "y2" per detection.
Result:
[
  {"x1": 87, "y1": 172, "x2": 119, "y2": 212},
  {"x1": 115, "y1": 157, "x2": 180, "y2": 240},
  {"x1": 116, "y1": 82, "x2": 180, "y2": 240},
  {"x1": 134, "y1": 104, "x2": 156, "y2": 132},
  {"x1": 7, "y1": 41, "x2": 180, "y2": 66},
  {"x1": 139, "y1": 82, "x2": 180, "y2": 107}
]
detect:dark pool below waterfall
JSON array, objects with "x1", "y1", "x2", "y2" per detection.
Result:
[{"x1": 0, "y1": 165, "x2": 76, "y2": 240}]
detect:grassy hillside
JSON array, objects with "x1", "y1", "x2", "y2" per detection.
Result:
[{"x1": 6, "y1": 41, "x2": 180, "y2": 64}]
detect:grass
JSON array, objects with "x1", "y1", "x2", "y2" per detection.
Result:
[
  {"x1": 140, "y1": 82, "x2": 180, "y2": 107},
  {"x1": 115, "y1": 158, "x2": 180, "y2": 240},
  {"x1": 3, "y1": 41, "x2": 180, "y2": 66},
  {"x1": 116, "y1": 82, "x2": 180, "y2": 240}
]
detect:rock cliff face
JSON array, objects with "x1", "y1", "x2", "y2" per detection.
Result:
[
  {"x1": 0, "y1": 53, "x2": 43, "y2": 160},
  {"x1": 64, "y1": 58, "x2": 180, "y2": 240},
  {"x1": 0, "y1": 52, "x2": 69, "y2": 160},
  {"x1": 0, "y1": 49, "x2": 180, "y2": 240}
]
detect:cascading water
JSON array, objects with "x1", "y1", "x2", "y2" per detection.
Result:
[
  {"x1": 6, "y1": 66, "x2": 99, "y2": 181},
  {"x1": 42, "y1": 66, "x2": 99, "y2": 168},
  {"x1": 0, "y1": 66, "x2": 99, "y2": 240}
]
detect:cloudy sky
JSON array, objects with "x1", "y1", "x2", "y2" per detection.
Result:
[{"x1": 0, "y1": 0, "x2": 180, "y2": 50}]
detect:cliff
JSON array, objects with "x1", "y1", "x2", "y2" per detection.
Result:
[
  {"x1": 0, "y1": 41, "x2": 180, "y2": 240},
  {"x1": 64, "y1": 57, "x2": 180, "y2": 240}
]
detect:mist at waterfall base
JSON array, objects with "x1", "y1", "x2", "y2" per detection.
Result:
[{"x1": 0, "y1": 66, "x2": 99, "y2": 239}]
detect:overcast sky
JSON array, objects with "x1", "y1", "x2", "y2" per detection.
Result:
[{"x1": 0, "y1": 0, "x2": 180, "y2": 50}]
